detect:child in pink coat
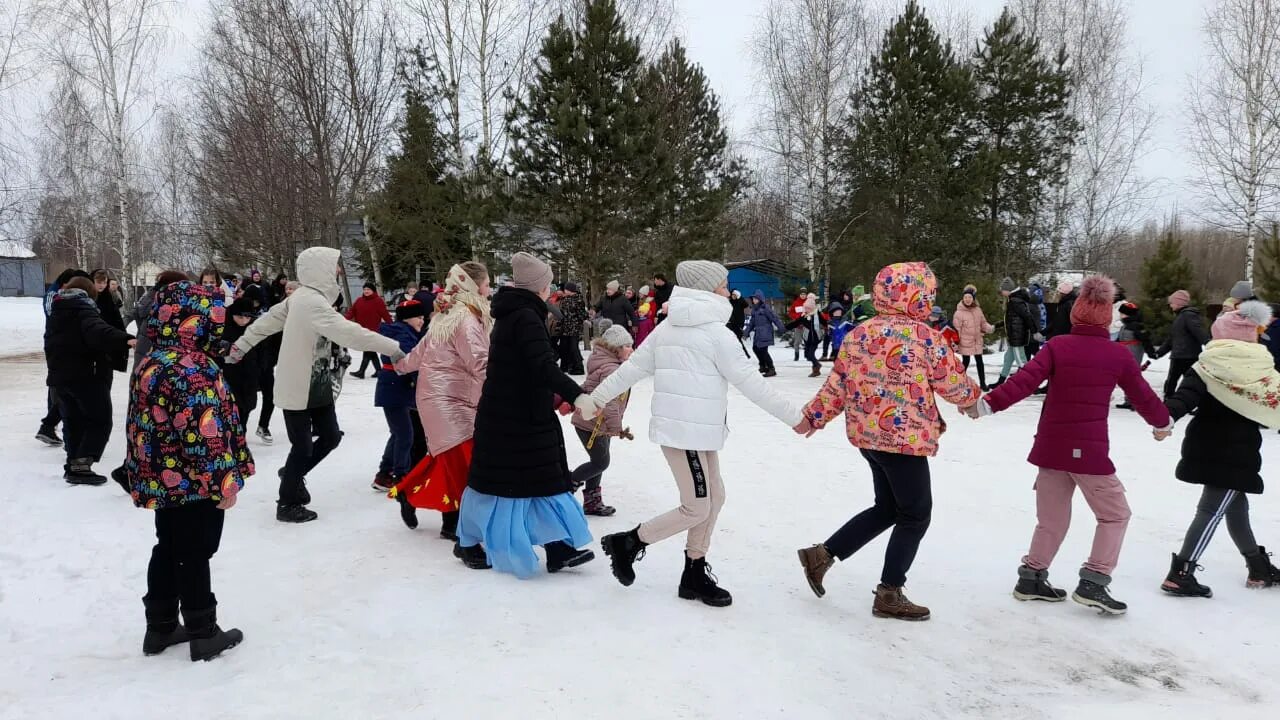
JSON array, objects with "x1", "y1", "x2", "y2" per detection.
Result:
[
  {"x1": 795, "y1": 262, "x2": 980, "y2": 622},
  {"x1": 973, "y1": 276, "x2": 1172, "y2": 615}
]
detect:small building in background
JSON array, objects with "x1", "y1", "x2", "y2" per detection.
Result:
[
  {"x1": 0, "y1": 240, "x2": 46, "y2": 298},
  {"x1": 726, "y1": 259, "x2": 812, "y2": 302}
]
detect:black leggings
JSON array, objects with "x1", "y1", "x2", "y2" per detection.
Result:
[
  {"x1": 824, "y1": 450, "x2": 932, "y2": 588},
  {"x1": 571, "y1": 428, "x2": 611, "y2": 491},
  {"x1": 356, "y1": 351, "x2": 379, "y2": 375},
  {"x1": 962, "y1": 355, "x2": 986, "y2": 387},
  {"x1": 257, "y1": 367, "x2": 275, "y2": 431},
  {"x1": 752, "y1": 345, "x2": 775, "y2": 372},
  {"x1": 145, "y1": 501, "x2": 225, "y2": 612},
  {"x1": 281, "y1": 405, "x2": 342, "y2": 505}
]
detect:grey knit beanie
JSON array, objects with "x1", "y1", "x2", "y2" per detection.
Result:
[
  {"x1": 675, "y1": 260, "x2": 729, "y2": 293},
  {"x1": 601, "y1": 324, "x2": 634, "y2": 348},
  {"x1": 511, "y1": 252, "x2": 553, "y2": 293},
  {"x1": 999, "y1": 277, "x2": 1016, "y2": 293},
  {"x1": 1230, "y1": 280, "x2": 1255, "y2": 301}
]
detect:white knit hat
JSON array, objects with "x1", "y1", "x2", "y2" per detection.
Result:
[
  {"x1": 601, "y1": 324, "x2": 634, "y2": 348},
  {"x1": 675, "y1": 260, "x2": 728, "y2": 293},
  {"x1": 606, "y1": 280, "x2": 620, "y2": 292}
]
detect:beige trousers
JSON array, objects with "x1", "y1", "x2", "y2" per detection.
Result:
[{"x1": 638, "y1": 447, "x2": 726, "y2": 559}]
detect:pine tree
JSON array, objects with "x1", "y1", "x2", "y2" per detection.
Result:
[
  {"x1": 366, "y1": 49, "x2": 468, "y2": 288},
  {"x1": 833, "y1": 0, "x2": 982, "y2": 290},
  {"x1": 971, "y1": 9, "x2": 1078, "y2": 280},
  {"x1": 1256, "y1": 223, "x2": 1280, "y2": 301},
  {"x1": 1141, "y1": 231, "x2": 1199, "y2": 344},
  {"x1": 507, "y1": 0, "x2": 663, "y2": 295},
  {"x1": 639, "y1": 40, "x2": 747, "y2": 278}
]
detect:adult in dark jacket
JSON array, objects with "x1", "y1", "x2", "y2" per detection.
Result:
[
  {"x1": 35, "y1": 268, "x2": 91, "y2": 446},
  {"x1": 992, "y1": 277, "x2": 1037, "y2": 387},
  {"x1": 1161, "y1": 302, "x2": 1280, "y2": 596},
  {"x1": 596, "y1": 281, "x2": 639, "y2": 330},
  {"x1": 459, "y1": 252, "x2": 595, "y2": 578},
  {"x1": 652, "y1": 273, "x2": 673, "y2": 324},
  {"x1": 92, "y1": 269, "x2": 129, "y2": 373},
  {"x1": 1156, "y1": 290, "x2": 1211, "y2": 398},
  {"x1": 268, "y1": 273, "x2": 289, "y2": 306},
  {"x1": 44, "y1": 276, "x2": 135, "y2": 484},
  {"x1": 557, "y1": 283, "x2": 589, "y2": 374},
  {"x1": 744, "y1": 290, "x2": 786, "y2": 376},
  {"x1": 1047, "y1": 281, "x2": 1077, "y2": 338},
  {"x1": 346, "y1": 282, "x2": 393, "y2": 378},
  {"x1": 727, "y1": 290, "x2": 749, "y2": 338},
  {"x1": 219, "y1": 297, "x2": 264, "y2": 427},
  {"x1": 373, "y1": 301, "x2": 427, "y2": 490}
]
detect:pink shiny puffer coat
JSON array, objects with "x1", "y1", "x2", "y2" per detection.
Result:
[
  {"x1": 395, "y1": 310, "x2": 489, "y2": 455},
  {"x1": 952, "y1": 301, "x2": 994, "y2": 357}
]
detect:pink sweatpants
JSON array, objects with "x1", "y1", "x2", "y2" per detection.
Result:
[{"x1": 1022, "y1": 468, "x2": 1131, "y2": 577}]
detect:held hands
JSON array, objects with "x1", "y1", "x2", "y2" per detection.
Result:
[
  {"x1": 557, "y1": 402, "x2": 573, "y2": 416},
  {"x1": 793, "y1": 417, "x2": 817, "y2": 437},
  {"x1": 224, "y1": 344, "x2": 246, "y2": 365},
  {"x1": 574, "y1": 394, "x2": 602, "y2": 420},
  {"x1": 127, "y1": 338, "x2": 138, "y2": 348},
  {"x1": 1153, "y1": 423, "x2": 1174, "y2": 441},
  {"x1": 617, "y1": 427, "x2": 634, "y2": 441},
  {"x1": 961, "y1": 399, "x2": 992, "y2": 420},
  {"x1": 389, "y1": 348, "x2": 407, "y2": 363}
]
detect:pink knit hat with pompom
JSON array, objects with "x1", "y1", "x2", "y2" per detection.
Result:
[
  {"x1": 1069, "y1": 275, "x2": 1116, "y2": 329},
  {"x1": 1211, "y1": 301, "x2": 1273, "y2": 342}
]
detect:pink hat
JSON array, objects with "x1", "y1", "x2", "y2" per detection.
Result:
[
  {"x1": 1168, "y1": 290, "x2": 1191, "y2": 310},
  {"x1": 1069, "y1": 275, "x2": 1116, "y2": 329},
  {"x1": 1057, "y1": 280, "x2": 1075, "y2": 296},
  {"x1": 1211, "y1": 301, "x2": 1273, "y2": 342}
]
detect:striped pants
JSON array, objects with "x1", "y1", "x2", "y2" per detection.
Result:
[{"x1": 1178, "y1": 487, "x2": 1259, "y2": 563}]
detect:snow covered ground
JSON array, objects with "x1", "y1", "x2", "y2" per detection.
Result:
[
  {"x1": 0, "y1": 297, "x2": 49, "y2": 359},
  {"x1": 1, "y1": 347, "x2": 1278, "y2": 720}
]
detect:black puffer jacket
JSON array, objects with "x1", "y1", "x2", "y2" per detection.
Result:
[
  {"x1": 596, "y1": 292, "x2": 638, "y2": 329},
  {"x1": 468, "y1": 288, "x2": 583, "y2": 498},
  {"x1": 558, "y1": 293, "x2": 589, "y2": 339},
  {"x1": 1165, "y1": 369, "x2": 1263, "y2": 493},
  {"x1": 96, "y1": 289, "x2": 128, "y2": 372},
  {"x1": 728, "y1": 295, "x2": 749, "y2": 334},
  {"x1": 1156, "y1": 306, "x2": 1211, "y2": 360},
  {"x1": 1048, "y1": 290, "x2": 1076, "y2": 338},
  {"x1": 1005, "y1": 289, "x2": 1036, "y2": 347},
  {"x1": 44, "y1": 289, "x2": 134, "y2": 387}
]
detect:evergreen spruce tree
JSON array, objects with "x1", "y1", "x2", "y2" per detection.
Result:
[
  {"x1": 366, "y1": 49, "x2": 468, "y2": 288},
  {"x1": 833, "y1": 0, "x2": 982, "y2": 290},
  {"x1": 1256, "y1": 223, "x2": 1280, "y2": 301},
  {"x1": 971, "y1": 9, "x2": 1078, "y2": 279},
  {"x1": 1141, "y1": 231, "x2": 1199, "y2": 344},
  {"x1": 507, "y1": 0, "x2": 662, "y2": 295},
  {"x1": 640, "y1": 40, "x2": 747, "y2": 277}
]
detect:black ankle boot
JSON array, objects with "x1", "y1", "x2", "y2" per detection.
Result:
[
  {"x1": 678, "y1": 554, "x2": 733, "y2": 607},
  {"x1": 439, "y1": 511, "x2": 458, "y2": 541},
  {"x1": 181, "y1": 604, "x2": 243, "y2": 662},
  {"x1": 1245, "y1": 546, "x2": 1280, "y2": 588},
  {"x1": 1161, "y1": 554, "x2": 1213, "y2": 597},
  {"x1": 545, "y1": 540, "x2": 595, "y2": 573},
  {"x1": 1071, "y1": 571, "x2": 1127, "y2": 615},
  {"x1": 601, "y1": 527, "x2": 646, "y2": 587},
  {"x1": 142, "y1": 597, "x2": 188, "y2": 656},
  {"x1": 454, "y1": 542, "x2": 491, "y2": 570},
  {"x1": 395, "y1": 492, "x2": 418, "y2": 530},
  {"x1": 1013, "y1": 565, "x2": 1067, "y2": 602}
]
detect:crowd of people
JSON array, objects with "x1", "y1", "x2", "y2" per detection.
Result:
[{"x1": 31, "y1": 250, "x2": 1280, "y2": 663}]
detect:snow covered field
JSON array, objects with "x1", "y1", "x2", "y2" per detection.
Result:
[
  {"x1": 0, "y1": 297, "x2": 50, "y2": 359},
  {"x1": 1, "y1": 346, "x2": 1278, "y2": 720}
]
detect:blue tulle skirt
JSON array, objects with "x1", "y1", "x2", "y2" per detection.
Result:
[{"x1": 457, "y1": 487, "x2": 594, "y2": 579}]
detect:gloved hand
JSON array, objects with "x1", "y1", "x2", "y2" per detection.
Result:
[
  {"x1": 575, "y1": 394, "x2": 602, "y2": 420},
  {"x1": 557, "y1": 402, "x2": 573, "y2": 416},
  {"x1": 617, "y1": 427, "x2": 634, "y2": 440}
]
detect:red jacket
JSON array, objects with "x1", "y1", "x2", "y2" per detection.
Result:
[
  {"x1": 984, "y1": 325, "x2": 1170, "y2": 475},
  {"x1": 346, "y1": 293, "x2": 391, "y2": 332},
  {"x1": 789, "y1": 296, "x2": 807, "y2": 321}
]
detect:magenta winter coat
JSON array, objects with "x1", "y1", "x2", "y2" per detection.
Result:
[
  {"x1": 983, "y1": 325, "x2": 1170, "y2": 475},
  {"x1": 395, "y1": 310, "x2": 489, "y2": 456},
  {"x1": 952, "y1": 301, "x2": 993, "y2": 357}
]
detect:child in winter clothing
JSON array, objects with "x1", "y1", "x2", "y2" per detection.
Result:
[
  {"x1": 973, "y1": 276, "x2": 1172, "y2": 615},
  {"x1": 372, "y1": 300, "x2": 428, "y2": 492},
  {"x1": 795, "y1": 262, "x2": 980, "y2": 621},
  {"x1": 44, "y1": 275, "x2": 136, "y2": 485},
  {"x1": 928, "y1": 306, "x2": 961, "y2": 349},
  {"x1": 826, "y1": 304, "x2": 855, "y2": 358},
  {"x1": 1114, "y1": 301, "x2": 1159, "y2": 410},
  {"x1": 126, "y1": 281, "x2": 252, "y2": 662},
  {"x1": 390, "y1": 264, "x2": 491, "y2": 540},
  {"x1": 457, "y1": 253, "x2": 596, "y2": 578},
  {"x1": 745, "y1": 290, "x2": 787, "y2": 377},
  {"x1": 635, "y1": 287, "x2": 657, "y2": 346},
  {"x1": 570, "y1": 323, "x2": 635, "y2": 517},
  {"x1": 1161, "y1": 301, "x2": 1280, "y2": 597},
  {"x1": 786, "y1": 294, "x2": 824, "y2": 376},
  {"x1": 953, "y1": 285, "x2": 995, "y2": 390},
  {"x1": 589, "y1": 261, "x2": 804, "y2": 608}
]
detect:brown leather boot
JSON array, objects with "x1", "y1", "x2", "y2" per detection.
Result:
[
  {"x1": 797, "y1": 544, "x2": 834, "y2": 598},
  {"x1": 872, "y1": 584, "x2": 931, "y2": 621}
]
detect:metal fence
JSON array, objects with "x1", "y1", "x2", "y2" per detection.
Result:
[{"x1": 0, "y1": 258, "x2": 45, "y2": 297}]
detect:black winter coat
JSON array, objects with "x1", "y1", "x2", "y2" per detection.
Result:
[
  {"x1": 1165, "y1": 370, "x2": 1264, "y2": 493},
  {"x1": 44, "y1": 290, "x2": 133, "y2": 387},
  {"x1": 1005, "y1": 289, "x2": 1036, "y2": 347},
  {"x1": 1156, "y1": 306, "x2": 1210, "y2": 360},
  {"x1": 654, "y1": 282, "x2": 674, "y2": 323},
  {"x1": 218, "y1": 318, "x2": 262, "y2": 412},
  {"x1": 728, "y1": 295, "x2": 749, "y2": 334},
  {"x1": 595, "y1": 292, "x2": 638, "y2": 329},
  {"x1": 558, "y1": 294, "x2": 589, "y2": 339},
  {"x1": 1048, "y1": 291, "x2": 1076, "y2": 338},
  {"x1": 468, "y1": 288, "x2": 584, "y2": 498},
  {"x1": 96, "y1": 290, "x2": 129, "y2": 372}
]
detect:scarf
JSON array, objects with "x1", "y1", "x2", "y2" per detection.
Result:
[
  {"x1": 428, "y1": 264, "x2": 492, "y2": 343},
  {"x1": 1193, "y1": 340, "x2": 1280, "y2": 428}
]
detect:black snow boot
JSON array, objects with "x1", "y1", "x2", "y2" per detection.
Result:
[
  {"x1": 64, "y1": 458, "x2": 107, "y2": 486},
  {"x1": 35, "y1": 427, "x2": 61, "y2": 446},
  {"x1": 395, "y1": 492, "x2": 418, "y2": 530},
  {"x1": 1245, "y1": 546, "x2": 1280, "y2": 589},
  {"x1": 439, "y1": 511, "x2": 458, "y2": 541},
  {"x1": 454, "y1": 542, "x2": 491, "y2": 570},
  {"x1": 545, "y1": 540, "x2": 595, "y2": 573},
  {"x1": 181, "y1": 604, "x2": 243, "y2": 662},
  {"x1": 1161, "y1": 554, "x2": 1213, "y2": 598},
  {"x1": 276, "y1": 504, "x2": 318, "y2": 524},
  {"x1": 1013, "y1": 565, "x2": 1067, "y2": 602},
  {"x1": 601, "y1": 527, "x2": 647, "y2": 587},
  {"x1": 142, "y1": 598, "x2": 188, "y2": 656},
  {"x1": 277, "y1": 467, "x2": 311, "y2": 505},
  {"x1": 678, "y1": 554, "x2": 733, "y2": 607},
  {"x1": 1072, "y1": 570, "x2": 1127, "y2": 615},
  {"x1": 111, "y1": 466, "x2": 131, "y2": 495}
]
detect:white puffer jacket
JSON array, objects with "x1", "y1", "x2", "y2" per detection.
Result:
[{"x1": 589, "y1": 286, "x2": 802, "y2": 451}]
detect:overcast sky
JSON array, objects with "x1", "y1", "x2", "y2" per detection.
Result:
[{"x1": 149, "y1": 0, "x2": 1211, "y2": 221}]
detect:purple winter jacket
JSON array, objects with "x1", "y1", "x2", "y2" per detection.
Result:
[{"x1": 984, "y1": 325, "x2": 1170, "y2": 475}]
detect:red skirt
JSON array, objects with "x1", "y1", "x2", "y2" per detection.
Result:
[{"x1": 389, "y1": 439, "x2": 473, "y2": 512}]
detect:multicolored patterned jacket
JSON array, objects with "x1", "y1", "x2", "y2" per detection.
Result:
[
  {"x1": 126, "y1": 281, "x2": 254, "y2": 509},
  {"x1": 803, "y1": 262, "x2": 980, "y2": 457}
]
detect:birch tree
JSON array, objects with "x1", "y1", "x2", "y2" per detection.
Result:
[{"x1": 1186, "y1": 0, "x2": 1280, "y2": 281}]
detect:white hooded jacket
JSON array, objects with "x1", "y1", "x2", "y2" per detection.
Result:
[
  {"x1": 233, "y1": 247, "x2": 401, "y2": 411},
  {"x1": 589, "y1": 286, "x2": 802, "y2": 451}
]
